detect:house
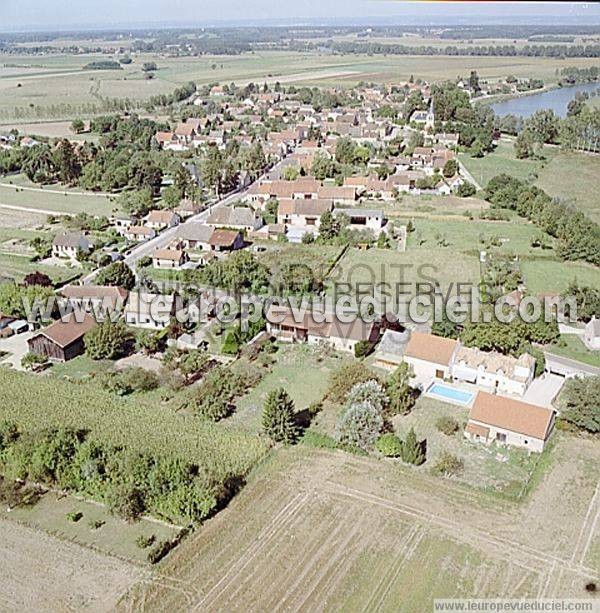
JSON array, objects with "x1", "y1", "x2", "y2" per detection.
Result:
[
  {"x1": 27, "y1": 314, "x2": 96, "y2": 362},
  {"x1": 207, "y1": 207, "x2": 263, "y2": 232},
  {"x1": 152, "y1": 248, "x2": 187, "y2": 269},
  {"x1": 451, "y1": 346, "x2": 535, "y2": 397},
  {"x1": 333, "y1": 208, "x2": 385, "y2": 233},
  {"x1": 124, "y1": 292, "x2": 178, "y2": 330},
  {"x1": 265, "y1": 305, "x2": 379, "y2": 354},
  {"x1": 174, "y1": 199, "x2": 202, "y2": 219},
  {"x1": 465, "y1": 392, "x2": 556, "y2": 453},
  {"x1": 277, "y1": 198, "x2": 333, "y2": 228},
  {"x1": 52, "y1": 233, "x2": 90, "y2": 259},
  {"x1": 584, "y1": 318, "x2": 600, "y2": 350},
  {"x1": 59, "y1": 285, "x2": 128, "y2": 321},
  {"x1": 373, "y1": 329, "x2": 410, "y2": 371},
  {"x1": 146, "y1": 210, "x2": 180, "y2": 230},
  {"x1": 208, "y1": 229, "x2": 244, "y2": 252},
  {"x1": 316, "y1": 185, "x2": 357, "y2": 206},
  {"x1": 404, "y1": 331, "x2": 459, "y2": 382},
  {"x1": 177, "y1": 222, "x2": 215, "y2": 250},
  {"x1": 123, "y1": 225, "x2": 156, "y2": 242}
]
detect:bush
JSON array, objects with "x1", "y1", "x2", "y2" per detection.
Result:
[
  {"x1": 21, "y1": 352, "x2": 48, "y2": 371},
  {"x1": 85, "y1": 320, "x2": 132, "y2": 360},
  {"x1": 336, "y1": 401, "x2": 383, "y2": 451},
  {"x1": 100, "y1": 367, "x2": 159, "y2": 396},
  {"x1": 346, "y1": 380, "x2": 389, "y2": 414},
  {"x1": 436, "y1": 416, "x2": 460, "y2": 436},
  {"x1": 327, "y1": 362, "x2": 378, "y2": 403},
  {"x1": 106, "y1": 482, "x2": 146, "y2": 521},
  {"x1": 66, "y1": 511, "x2": 83, "y2": 522},
  {"x1": 431, "y1": 452, "x2": 464, "y2": 477},
  {"x1": 262, "y1": 388, "x2": 298, "y2": 444},
  {"x1": 401, "y1": 428, "x2": 426, "y2": 465},
  {"x1": 88, "y1": 519, "x2": 104, "y2": 530},
  {"x1": 354, "y1": 340, "x2": 373, "y2": 358},
  {"x1": 135, "y1": 534, "x2": 156, "y2": 549},
  {"x1": 376, "y1": 433, "x2": 403, "y2": 457}
]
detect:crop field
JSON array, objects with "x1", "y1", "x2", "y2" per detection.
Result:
[
  {"x1": 0, "y1": 252, "x2": 79, "y2": 284},
  {"x1": 119, "y1": 440, "x2": 600, "y2": 611},
  {"x1": 2, "y1": 51, "x2": 598, "y2": 120},
  {"x1": 0, "y1": 178, "x2": 116, "y2": 216},
  {"x1": 0, "y1": 517, "x2": 143, "y2": 611},
  {"x1": 0, "y1": 369, "x2": 269, "y2": 485}
]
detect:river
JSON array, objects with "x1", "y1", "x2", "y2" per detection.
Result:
[{"x1": 489, "y1": 82, "x2": 600, "y2": 118}]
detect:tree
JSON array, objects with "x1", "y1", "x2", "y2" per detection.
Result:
[
  {"x1": 96, "y1": 261, "x2": 136, "y2": 290},
  {"x1": 327, "y1": 361, "x2": 378, "y2": 403},
  {"x1": 401, "y1": 427, "x2": 426, "y2": 465},
  {"x1": 456, "y1": 181, "x2": 476, "y2": 198},
  {"x1": 443, "y1": 159, "x2": 458, "y2": 178},
  {"x1": 23, "y1": 271, "x2": 52, "y2": 287},
  {"x1": 53, "y1": 139, "x2": 81, "y2": 184},
  {"x1": 515, "y1": 129, "x2": 535, "y2": 159},
  {"x1": 560, "y1": 376, "x2": 600, "y2": 433},
  {"x1": 385, "y1": 363, "x2": 415, "y2": 416},
  {"x1": 336, "y1": 401, "x2": 383, "y2": 451},
  {"x1": 118, "y1": 188, "x2": 154, "y2": 217},
  {"x1": 85, "y1": 320, "x2": 131, "y2": 360},
  {"x1": 282, "y1": 165, "x2": 299, "y2": 181},
  {"x1": 262, "y1": 388, "x2": 298, "y2": 443},
  {"x1": 346, "y1": 380, "x2": 389, "y2": 414}
]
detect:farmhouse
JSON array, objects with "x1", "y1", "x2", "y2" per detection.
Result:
[
  {"x1": 333, "y1": 208, "x2": 385, "y2": 233},
  {"x1": 52, "y1": 232, "x2": 90, "y2": 259},
  {"x1": 27, "y1": 314, "x2": 96, "y2": 362},
  {"x1": 465, "y1": 392, "x2": 556, "y2": 453},
  {"x1": 176, "y1": 222, "x2": 215, "y2": 250},
  {"x1": 208, "y1": 229, "x2": 245, "y2": 252},
  {"x1": 207, "y1": 207, "x2": 263, "y2": 232},
  {"x1": 123, "y1": 225, "x2": 156, "y2": 242},
  {"x1": 146, "y1": 210, "x2": 180, "y2": 230}
]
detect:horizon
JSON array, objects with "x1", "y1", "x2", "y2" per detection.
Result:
[{"x1": 2, "y1": 1, "x2": 600, "y2": 33}]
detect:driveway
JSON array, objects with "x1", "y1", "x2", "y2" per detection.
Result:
[
  {"x1": 522, "y1": 373, "x2": 565, "y2": 408},
  {"x1": 0, "y1": 331, "x2": 34, "y2": 370}
]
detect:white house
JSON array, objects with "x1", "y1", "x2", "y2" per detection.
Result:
[
  {"x1": 123, "y1": 225, "x2": 156, "y2": 242},
  {"x1": 333, "y1": 208, "x2": 385, "y2": 233},
  {"x1": 52, "y1": 233, "x2": 91, "y2": 259},
  {"x1": 584, "y1": 318, "x2": 600, "y2": 350},
  {"x1": 207, "y1": 206, "x2": 263, "y2": 232},
  {"x1": 451, "y1": 346, "x2": 535, "y2": 397},
  {"x1": 146, "y1": 210, "x2": 180, "y2": 231},
  {"x1": 465, "y1": 391, "x2": 556, "y2": 453},
  {"x1": 277, "y1": 198, "x2": 333, "y2": 228},
  {"x1": 404, "y1": 331, "x2": 458, "y2": 383},
  {"x1": 124, "y1": 292, "x2": 178, "y2": 330},
  {"x1": 152, "y1": 248, "x2": 187, "y2": 269}
]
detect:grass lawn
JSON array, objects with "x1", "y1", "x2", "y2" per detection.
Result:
[
  {"x1": 327, "y1": 245, "x2": 481, "y2": 298},
  {"x1": 520, "y1": 257, "x2": 600, "y2": 295},
  {"x1": 547, "y1": 334, "x2": 600, "y2": 368},
  {"x1": 231, "y1": 343, "x2": 345, "y2": 433},
  {"x1": 1, "y1": 490, "x2": 181, "y2": 564},
  {"x1": 50, "y1": 355, "x2": 115, "y2": 380},
  {"x1": 0, "y1": 181, "x2": 116, "y2": 216},
  {"x1": 535, "y1": 151, "x2": 600, "y2": 224},
  {"x1": 0, "y1": 252, "x2": 81, "y2": 284},
  {"x1": 459, "y1": 141, "x2": 554, "y2": 187}
]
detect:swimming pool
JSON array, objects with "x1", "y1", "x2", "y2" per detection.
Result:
[{"x1": 426, "y1": 383, "x2": 475, "y2": 406}]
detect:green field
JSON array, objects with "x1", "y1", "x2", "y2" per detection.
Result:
[
  {"x1": 520, "y1": 257, "x2": 600, "y2": 294},
  {"x1": 0, "y1": 252, "x2": 81, "y2": 284},
  {"x1": 0, "y1": 369, "x2": 269, "y2": 485},
  {"x1": 0, "y1": 178, "x2": 116, "y2": 216}
]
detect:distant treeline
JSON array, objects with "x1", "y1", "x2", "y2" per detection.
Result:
[
  {"x1": 83, "y1": 60, "x2": 122, "y2": 70},
  {"x1": 328, "y1": 41, "x2": 600, "y2": 59}
]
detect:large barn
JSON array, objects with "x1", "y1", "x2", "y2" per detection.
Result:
[{"x1": 27, "y1": 314, "x2": 96, "y2": 362}]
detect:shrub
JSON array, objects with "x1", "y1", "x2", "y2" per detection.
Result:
[
  {"x1": 354, "y1": 340, "x2": 372, "y2": 358},
  {"x1": 431, "y1": 452, "x2": 464, "y2": 476},
  {"x1": 135, "y1": 534, "x2": 156, "y2": 549},
  {"x1": 436, "y1": 416, "x2": 459, "y2": 436},
  {"x1": 401, "y1": 428, "x2": 426, "y2": 465},
  {"x1": 327, "y1": 362, "x2": 378, "y2": 403},
  {"x1": 376, "y1": 433, "x2": 403, "y2": 457},
  {"x1": 346, "y1": 380, "x2": 389, "y2": 414},
  {"x1": 85, "y1": 320, "x2": 132, "y2": 360},
  {"x1": 88, "y1": 519, "x2": 104, "y2": 530},
  {"x1": 21, "y1": 352, "x2": 48, "y2": 371},
  {"x1": 106, "y1": 482, "x2": 146, "y2": 521},
  {"x1": 66, "y1": 511, "x2": 83, "y2": 522}
]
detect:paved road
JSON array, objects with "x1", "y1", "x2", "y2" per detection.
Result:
[
  {"x1": 544, "y1": 352, "x2": 600, "y2": 378},
  {"x1": 81, "y1": 159, "x2": 285, "y2": 285}
]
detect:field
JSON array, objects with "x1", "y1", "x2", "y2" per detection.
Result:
[
  {"x1": 118, "y1": 439, "x2": 600, "y2": 611},
  {"x1": 0, "y1": 517, "x2": 143, "y2": 611},
  {"x1": 327, "y1": 244, "x2": 481, "y2": 299},
  {"x1": 460, "y1": 142, "x2": 600, "y2": 223},
  {"x1": 0, "y1": 369, "x2": 269, "y2": 485},
  {"x1": 520, "y1": 258, "x2": 600, "y2": 295},
  {"x1": 2, "y1": 51, "x2": 599, "y2": 121},
  {"x1": 0, "y1": 175, "x2": 116, "y2": 216}
]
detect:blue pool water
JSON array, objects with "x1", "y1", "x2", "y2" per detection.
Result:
[{"x1": 427, "y1": 383, "x2": 474, "y2": 406}]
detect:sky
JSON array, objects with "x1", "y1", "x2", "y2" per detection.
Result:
[{"x1": 1, "y1": 1, "x2": 600, "y2": 32}]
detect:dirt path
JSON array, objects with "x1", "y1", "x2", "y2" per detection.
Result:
[{"x1": 0, "y1": 203, "x2": 72, "y2": 216}]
